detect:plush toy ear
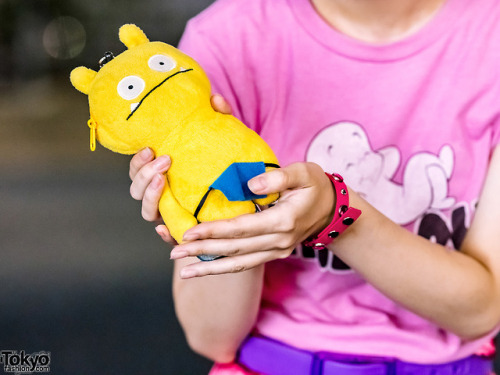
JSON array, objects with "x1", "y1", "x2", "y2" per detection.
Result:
[
  {"x1": 119, "y1": 24, "x2": 149, "y2": 49},
  {"x1": 70, "y1": 67, "x2": 97, "y2": 95}
]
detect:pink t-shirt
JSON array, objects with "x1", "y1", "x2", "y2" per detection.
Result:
[{"x1": 178, "y1": 0, "x2": 500, "y2": 369}]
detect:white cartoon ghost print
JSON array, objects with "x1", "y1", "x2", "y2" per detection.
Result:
[{"x1": 306, "y1": 122, "x2": 455, "y2": 225}]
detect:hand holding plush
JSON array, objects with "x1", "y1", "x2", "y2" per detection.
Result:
[{"x1": 70, "y1": 24, "x2": 279, "y2": 258}]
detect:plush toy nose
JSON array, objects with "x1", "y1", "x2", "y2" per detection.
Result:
[{"x1": 99, "y1": 51, "x2": 115, "y2": 68}]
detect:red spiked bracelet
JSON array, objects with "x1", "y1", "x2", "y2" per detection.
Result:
[{"x1": 303, "y1": 173, "x2": 362, "y2": 250}]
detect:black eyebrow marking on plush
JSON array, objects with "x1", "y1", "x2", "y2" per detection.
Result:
[{"x1": 126, "y1": 68, "x2": 193, "y2": 121}]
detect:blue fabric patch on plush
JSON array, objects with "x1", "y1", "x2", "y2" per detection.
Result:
[{"x1": 210, "y1": 162, "x2": 266, "y2": 201}]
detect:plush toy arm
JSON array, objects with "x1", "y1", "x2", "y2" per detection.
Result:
[{"x1": 158, "y1": 178, "x2": 198, "y2": 244}]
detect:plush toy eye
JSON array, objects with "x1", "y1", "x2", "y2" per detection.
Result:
[
  {"x1": 117, "y1": 76, "x2": 146, "y2": 100},
  {"x1": 148, "y1": 54, "x2": 176, "y2": 72}
]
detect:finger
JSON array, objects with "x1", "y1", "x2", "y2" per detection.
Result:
[
  {"x1": 248, "y1": 162, "x2": 323, "y2": 195},
  {"x1": 129, "y1": 147, "x2": 154, "y2": 180},
  {"x1": 130, "y1": 155, "x2": 171, "y2": 200},
  {"x1": 141, "y1": 174, "x2": 165, "y2": 222},
  {"x1": 182, "y1": 203, "x2": 295, "y2": 241},
  {"x1": 155, "y1": 224, "x2": 177, "y2": 245},
  {"x1": 179, "y1": 249, "x2": 291, "y2": 278},
  {"x1": 210, "y1": 94, "x2": 232, "y2": 115},
  {"x1": 171, "y1": 231, "x2": 296, "y2": 259}
]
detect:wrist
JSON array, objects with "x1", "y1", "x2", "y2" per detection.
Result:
[
  {"x1": 303, "y1": 173, "x2": 362, "y2": 250},
  {"x1": 318, "y1": 173, "x2": 337, "y2": 234}
]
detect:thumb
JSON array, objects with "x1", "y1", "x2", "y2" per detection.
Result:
[
  {"x1": 248, "y1": 163, "x2": 319, "y2": 195},
  {"x1": 210, "y1": 94, "x2": 232, "y2": 115}
]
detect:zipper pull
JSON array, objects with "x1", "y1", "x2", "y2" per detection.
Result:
[{"x1": 87, "y1": 118, "x2": 97, "y2": 151}]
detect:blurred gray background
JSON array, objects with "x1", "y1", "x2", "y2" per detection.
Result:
[
  {"x1": 0, "y1": 0, "x2": 214, "y2": 374},
  {"x1": 1, "y1": 1, "x2": 499, "y2": 374}
]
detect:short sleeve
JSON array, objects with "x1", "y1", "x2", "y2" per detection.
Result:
[
  {"x1": 178, "y1": 19, "x2": 249, "y2": 126},
  {"x1": 491, "y1": 86, "x2": 500, "y2": 148}
]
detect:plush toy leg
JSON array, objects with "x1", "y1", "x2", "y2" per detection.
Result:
[
  {"x1": 158, "y1": 180, "x2": 198, "y2": 244},
  {"x1": 253, "y1": 192, "x2": 279, "y2": 206},
  {"x1": 197, "y1": 188, "x2": 257, "y2": 223}
]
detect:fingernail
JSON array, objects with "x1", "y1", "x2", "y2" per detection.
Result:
[
  {"x1": 140, "y1": 147, "x2": 153, "y2": 160},
  {"x1": 151, "y1": 174, "x2": 163, "y2": 189},
  {"x1": 180, "y1": 268, "x2": 198, "y2": 278},
  {"x1": 155, "y1": 225, "x2": 165, "y2": 235},
  {"x1": 170, "y1": 250, "x2": 188, "y2": 259},
  {"x1": 155, "y1": 224, "x2": 167, "y2": 234},
  {"x1": 183, "y1": 232, "x2": 200, "y2": 241},
  {"x1": 154, "y1": 155, "x2": 171, "y2": 170},
  {"x1": 156, "y1": 227, "x2": 169, "y2": 242},
  {"x1": 248, "y1": 177, "x2": 266, "y2": 193}
]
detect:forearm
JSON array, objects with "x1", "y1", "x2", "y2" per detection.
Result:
[
  {"x1": 173, "y1": 258, "x2": 264, "y2": 362},
  {"x1": 167, "y1": 159, "x2": 500, "y2": 341},
  {"x1": 332, "y1": 190, "x2": 500, "y2": 339}
]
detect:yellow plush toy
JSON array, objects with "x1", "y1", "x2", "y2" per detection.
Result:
[{"x1": 70, "y1": 24, "x2": 279, "y2": 258}]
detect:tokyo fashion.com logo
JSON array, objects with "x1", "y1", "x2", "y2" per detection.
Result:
[{"x1": 0, "y1": 351, "x2": 50, "y2": 373}]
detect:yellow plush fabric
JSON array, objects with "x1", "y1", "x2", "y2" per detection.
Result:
[{"x1": 70, "y1": 24, "x2": 279, "y2": 243}]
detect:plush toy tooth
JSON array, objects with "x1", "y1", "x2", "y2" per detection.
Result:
[{"x1": 130, "y1": 103, "x2": 139, "y2": 112}]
